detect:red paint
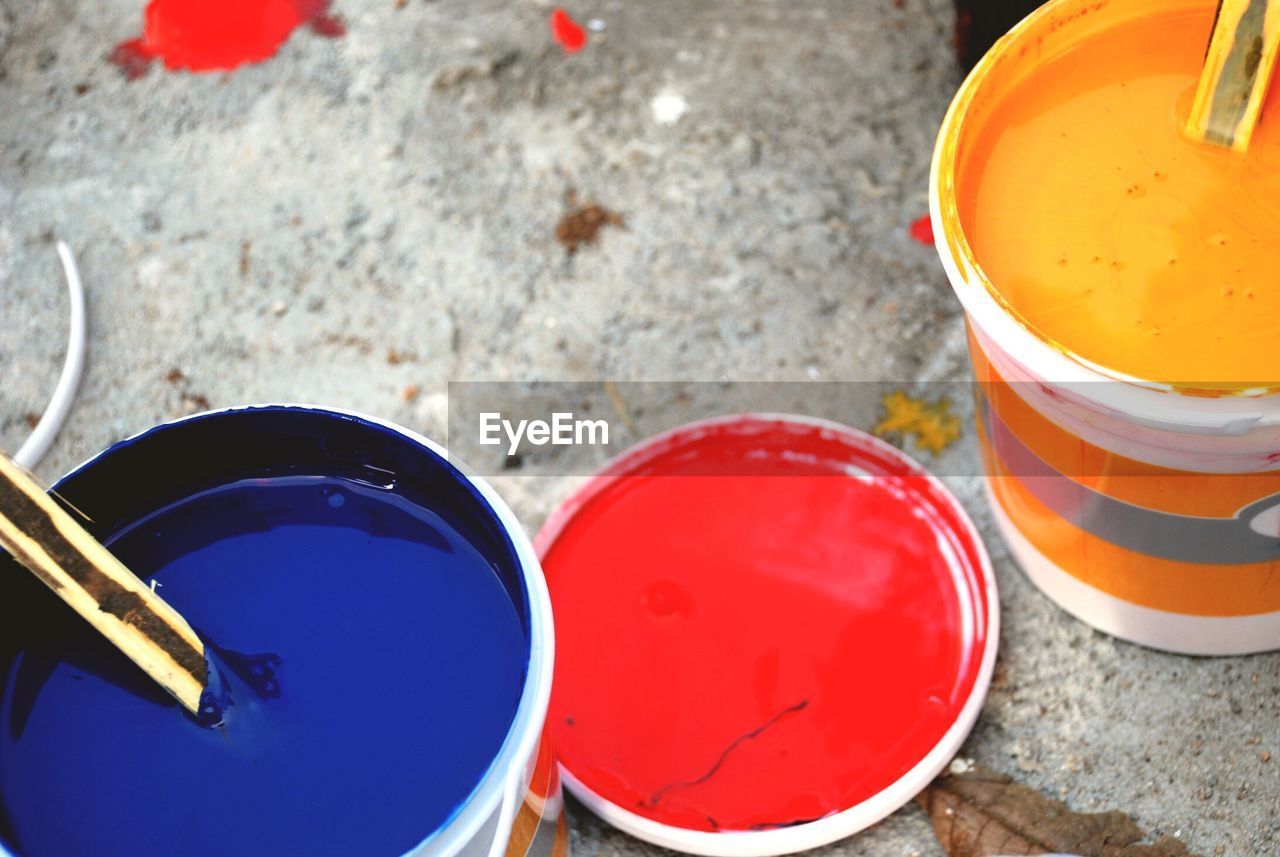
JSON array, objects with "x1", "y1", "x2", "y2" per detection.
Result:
[
  {"x1": 909, "y1": 214, "x2": 934, "y2": 245},
  {"x1": 109, "y1": 39, "x2": 155, "y2": 81},
  {"x1": 110, "y1": 0, "x2": 343, "y2": 78},
  {"x1": 309, "y1": 12, "x2": 346, "y2": 38},
  {"x1": 550, "y1": 8, "x2": 587, "y2": 54},
  {"x1": 539, "y1": 417, "x2": 992, "y2": 832}
]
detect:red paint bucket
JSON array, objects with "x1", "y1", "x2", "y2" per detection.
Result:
[{"x1": 537, "y1": 415, "x2": 997, "y2": 855}]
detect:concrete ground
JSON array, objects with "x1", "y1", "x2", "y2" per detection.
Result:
[{"x1": 0, "y1": 1, "x2": 1276, "y2": 855}]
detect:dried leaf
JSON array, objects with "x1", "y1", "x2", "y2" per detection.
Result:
[
  {"x1": 554, "y1": 201, "x2": 624, "y2": 254},
  {"x1": 873, "y1": 391, "x2": 961, "y2": 455},
  {"x1": 916, "y1": 764, "x2": 1199, "y2": 857}
]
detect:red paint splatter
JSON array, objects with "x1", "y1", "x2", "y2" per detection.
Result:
[
  {"x1": 909, "y1": 214, "x2": 934, "y2": 245},
  {"x1": 109, "y1": 40, "x2": 155, "y2": 81},
  {"x1": 110, "y1": 0, "x2": 344, "y2": 79},
  {"x1": 309, "y1": 12, "x2": 346, "y2": 38},
  {"x1": 550, "y1": 8, "x2": 587, "y2": 54}
]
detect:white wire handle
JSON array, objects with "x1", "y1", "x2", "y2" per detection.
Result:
[
  {"x1": 485, "y1": 768, "x2": 525, "y2": 857},
  {"x1": 15, "y1": 241, "x2": 87, "y2": 470}
]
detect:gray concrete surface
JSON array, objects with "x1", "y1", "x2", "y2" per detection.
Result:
[{"x1": 0, "y1": 1, "x2": 1276, "y2": 855}]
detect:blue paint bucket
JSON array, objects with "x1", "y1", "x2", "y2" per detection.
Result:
[{"x1": 0, "y1": 406, "x2": 559, "y2": 857}]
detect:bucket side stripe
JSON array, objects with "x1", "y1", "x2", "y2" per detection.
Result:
[{"x1": 978, "y1": 397, "x2": 1280, "y2": 565}]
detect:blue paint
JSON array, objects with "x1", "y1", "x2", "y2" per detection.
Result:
[{"x1": 0, "y1": 408, "x2": 530, "y2": 857}]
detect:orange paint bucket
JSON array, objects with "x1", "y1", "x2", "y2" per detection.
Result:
[{"x1": 932, "y1": 0, "x2": 1280, "y2": 654}]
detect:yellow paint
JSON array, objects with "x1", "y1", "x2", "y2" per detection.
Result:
[
  {"x1": 874, "y1": 391, "x2": 962, "y2": 455},
  {"x1": 955, "y1": 0, "x2": 1280, "y2": 388}
]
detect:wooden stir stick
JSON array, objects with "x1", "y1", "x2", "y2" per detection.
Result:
[
  {"x1": 0, "y1": 451, "x2": 208, "y2": 716},
  {"x1": 1185, "y1": 0, "x2": 1280, "y2": 151}
]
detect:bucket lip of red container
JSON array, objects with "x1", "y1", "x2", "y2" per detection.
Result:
[{"x1": 535, "y1": 413, "x2": 1000, "y2": 857}]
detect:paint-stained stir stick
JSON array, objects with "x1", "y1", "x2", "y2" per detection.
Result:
[
  {"x1": 1185, "y1": 0, "x2": 1280, "y2": 150},
  {"x1": 0, "y1": 451, "x2": 208, "y2": 716}
]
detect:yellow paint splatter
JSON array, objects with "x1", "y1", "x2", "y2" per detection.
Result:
[{"x1": 873, "y1": 391, "x2": 962, "y2": 455}]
